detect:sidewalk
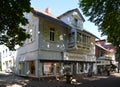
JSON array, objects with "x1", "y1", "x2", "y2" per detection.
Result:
[
  {"x1": 24, "y1": 74, "x2": 111, "y2": 87},
  {"x1": 0, "y1": 72, "x2": 120, "y2": 87}
]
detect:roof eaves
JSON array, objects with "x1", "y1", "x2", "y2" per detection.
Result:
[
  {"x1": 32, "y1": 10, "x2": 71, "y2": 29},
  {"x1": 96, "y1": 44, "x2": 110, "y2": 52},
  {"x1": 58, "y1": 8, "x2": 85, "y2": 22},
  {"x1": 83, "y1": 29, "x2": 99, "y2": 39}
]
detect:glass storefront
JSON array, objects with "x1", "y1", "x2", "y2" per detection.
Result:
[
  {"x1": 42, "y1": 62, "x2": 64, "y2": 76},
  {"x1": 42, "y1": 63, "x2": 54, "y2": 75},
  {"x1": 19, "y1": 61, "x2": 36, "y2": 76},
  {"x1": 41, "y1": 62, "x2": 94, "y2": 77},
  {"x1": 19, "y1": 62, "x2": 25, "y2": 75},
  {"x1": 78, "y1": 63, "x2": 84, "y2": 73},
  {"x1": 56, "y1": 63, "x2": 61, "y2": 74}
]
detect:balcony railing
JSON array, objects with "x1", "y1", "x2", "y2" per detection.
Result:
[
  {"x1": 68, "y1": 41, "x2": 75, "y2": 48},
  {"x1": 97, "y1": 55, "x2": 112, "y2": 60},
  {"x1": 67, "y1": 40, "x2": 91, "y2": 51}
]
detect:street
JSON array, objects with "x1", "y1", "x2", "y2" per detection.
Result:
[{"x1": 0, "y1": 72, "x2": 120, "y2": 87}]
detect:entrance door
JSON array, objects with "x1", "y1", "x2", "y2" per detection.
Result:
[{"x1": 29, "y1": 61, "x2": 35, "y2": 75}]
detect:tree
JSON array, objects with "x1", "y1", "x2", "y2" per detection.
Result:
[
  {"x1": 0, "y1": 0, "x2": 32, "y2": 50},
  {"x1": 79, "y1": 0, "x2": 120, "y2": 47},
  {"x1": 79, "y1": 0, "x2": 120, "y2": 72}
]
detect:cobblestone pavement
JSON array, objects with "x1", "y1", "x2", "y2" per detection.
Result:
[{"x1": 0, "y1": 71, "x2": 120, "y2": 87}]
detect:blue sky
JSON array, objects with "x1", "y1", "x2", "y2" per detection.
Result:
[{"x1": 30, "y1": 0, "x2": 106, "y2": 39}]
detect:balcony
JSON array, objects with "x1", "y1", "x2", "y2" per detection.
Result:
[
  {"x1": 67, "y1": 31, "x2": 93, "y2": 53},
  {"x1": 76, "y1": 41, "x2": 90, "y2": 50},
  {"x1": 67, "y1": 41, "x2": 91, "y2": 53}
]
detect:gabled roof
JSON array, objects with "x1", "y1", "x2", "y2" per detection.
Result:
[
  {"x1": 96, "y1": 39, "x2": 115, "y2": 53},
  {"x1": 32, "y1": 8, "x2": 71, "y2": 28},
  {"x1": 96, "y1": 44, "x2": 110, "y2": 52},
  {"x1": 58, "y1": 8, "x2": 85, "y2": 22}
]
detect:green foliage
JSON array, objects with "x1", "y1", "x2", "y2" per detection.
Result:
[
  {"x1": 79, "y1": 0, "x2": 120, "y2": 48},
  {"x1": 0, "y1": 0, "x2": 33, "y2": 50}
]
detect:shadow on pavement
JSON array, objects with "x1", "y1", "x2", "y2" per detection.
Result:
[{"x1": 1, "y1": 72, "x2": 120, "y2": 87}]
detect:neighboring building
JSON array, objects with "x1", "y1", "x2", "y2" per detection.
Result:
[
  {"x1": 0, "y1": 45, "x2": 16, "y2": 72},
  {"x1": 95, "y1": 39, "x2": 117, "y2": 74},
  {"x1": 15, "y1": 7, "x2": 98, "y2": 79}
]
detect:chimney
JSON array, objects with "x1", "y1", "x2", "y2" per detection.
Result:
[{"x1": 45, "y1": 7, "x2": 51, "y2": 14}]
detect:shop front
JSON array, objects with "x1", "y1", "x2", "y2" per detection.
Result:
[
  {"x1": 64, "y1": 52, "x2": 95, "y2": 75},
  {"x1": 39, "y1": 52, "x2": 96, "y2": 78}
]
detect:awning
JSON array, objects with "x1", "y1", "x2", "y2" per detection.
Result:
[
  {"x1": 19, "y1": 57, "x2": 25, "y2": 62},
  {"x1": 39, "y1": 59, "x2": 96, "y2": 63}
]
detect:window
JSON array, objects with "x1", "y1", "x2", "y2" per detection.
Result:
[
  {"x1": 29, "y1": 29, "x2": 33, "y2": 41},
  {"x1": 68, "y1": 32, "x2": 75, "y2": 43},
  {"x1": 50, "y1": 28, "x2": 55, "y2": 41},
  {"x1": 27, "y1": 23, "x2": 36, "y2": 44},
  {"x1": 77, "y1": 32, "x2": 82, "y2": 43},
  {"x1": 6, "y1": 49, "x2": 7, "y2": 57},
  {"x1": 9, "y1": 60, "x2": 12, "y2": 67},
  {"x1": 74, "y1": 18, "x2": 78, "y2": 27},
  {"x1": 3, "y1": 50, "x2": 4, "y2": 58}
]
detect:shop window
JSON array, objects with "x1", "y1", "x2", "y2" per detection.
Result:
[
  {"x1": 63, "y1": 63, "x2": 72, "y2": 74},
  {"x1": 56, "y1": 63, "x2": 61, "y2": 74},
  {"x1": 19, "y1": 62, "x2": 25, "y2": 75},
  {"x1": 42, "y1": 63, "x2": 54, "y2": 75},
  {"x1": 29, "y1": 61, "x2": 35, "y2": 75},
  {"x1": 78, "y1": 63, "x2": 84, "y2": 73}
]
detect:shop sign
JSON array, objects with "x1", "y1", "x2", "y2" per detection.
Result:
[{"x1": 64, "y1": 52, "x2": 86, "y2": 61}]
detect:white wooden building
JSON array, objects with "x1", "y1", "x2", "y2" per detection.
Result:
[{"x1": 15, "y1": 7, "x2": 98, "y2": 78}]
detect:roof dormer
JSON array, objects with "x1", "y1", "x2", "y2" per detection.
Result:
[{"x1": 58, "y1": 8, "x2": 85, "y2": 30}]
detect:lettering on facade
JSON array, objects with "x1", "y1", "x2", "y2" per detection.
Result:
[{"x1": 64, "y1": 52, "x2": 86, "y2": 61}]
